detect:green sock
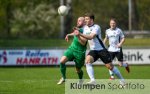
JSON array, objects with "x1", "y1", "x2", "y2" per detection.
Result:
[
  {"x1": 60, "y1": 63, "x2": 66, "y2": 79},
  {"x1": 77, "y1": 70, "x2": 83, "y2": 79}
]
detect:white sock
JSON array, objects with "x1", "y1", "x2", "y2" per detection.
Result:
[
  {"x1": 109, "y1": 70, "x2": 114, "y2": 78},
  {"x1": 86, "y1": 63, "x2": 95, "y2": 81},
  {"x1": 112, "y1": 66, "x2": 124, "y2": 81}
]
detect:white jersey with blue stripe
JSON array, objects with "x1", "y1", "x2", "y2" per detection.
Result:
[
  {"x1": 105, "y1": 27, "x2": 125, "y2": 52},
  {"x1": 83, "y1": 24, "x2": 105, "y2": 50}
]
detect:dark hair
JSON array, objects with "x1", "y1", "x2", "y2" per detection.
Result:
[
  {"x1": 110, "y1": 18, "x2": 117, "y2": 23},
  {"x1": 84, "y1": 13, "x2": 95, "y2": 20}
]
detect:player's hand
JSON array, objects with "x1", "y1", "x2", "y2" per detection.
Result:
[
  {"x1": 73, "y1": 27, "x2": 79, "y2": 30},
  {"x1": 65, "y1": 35, "x2": 69, "y2": 42},
  {"x1": 116, "y1": 43, "x2": 122, "y2": 48},
  {"x1": 74, "y1": 30, "x2": 79, "y2": 36}
]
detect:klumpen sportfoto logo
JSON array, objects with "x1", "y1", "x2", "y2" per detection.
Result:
[
  {"x1": 70, "y1": 82, "x2": 145, "y2": 91},
  {"x1": 65, "y1": 79, "x2": 150, "y2": 94}
]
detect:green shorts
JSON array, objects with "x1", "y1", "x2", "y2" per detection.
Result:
[{"x1": 64, "y1": 48, "x2": 85, "y2": 69}]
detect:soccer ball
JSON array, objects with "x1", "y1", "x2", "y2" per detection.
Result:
[{"x1": 58, "y1": 5, "x2": 68, "y2": 16}]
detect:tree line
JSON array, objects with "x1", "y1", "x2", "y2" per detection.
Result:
[{"x1": 0, "y1": 0, "x2": 149, "y2": 39}]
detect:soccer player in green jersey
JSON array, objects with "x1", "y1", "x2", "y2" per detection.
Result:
[{"x1": 57, "y1": 17, "x2": 87, "y2": 85}]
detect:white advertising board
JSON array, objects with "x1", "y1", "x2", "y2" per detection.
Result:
[
  {"x1": 0, "y1": 49, "x2": 63, "y2": 66},
  {"x1": 0, "y1": 49, "x2": 149, "y2": 66},
  {"x1": 92, "y1": 49, "x2": 150, "y2": 65}
]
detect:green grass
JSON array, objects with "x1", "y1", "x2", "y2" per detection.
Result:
[
  {"x1": 0, "y1": 65, "x2": 150, "y2": 94},
  {"x1": 0, "y1": 39, "x2": 72, "y2": 49},
  {"x1": 124, "y1": 38, "x2": 150, "y2": 48},
  {"x1": 0, "y1": 38, "x2": 150, "y2": 48}
]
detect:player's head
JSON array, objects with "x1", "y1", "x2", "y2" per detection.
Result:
[
  {"x1": 84, "y1": 13, "x2": 94, "y2": 26},
  {"x1": 110, "y1": 18, "x2": 117, "y2": 29},
  {"x1": 77, "y1": 17, "x2": 85, "y2": 28}
]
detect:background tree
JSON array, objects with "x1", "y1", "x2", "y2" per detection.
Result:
[
  {"x1": 11, "y1": 2, "x2": 59, "y2": 38},
  {"x1": 0, "y1": 0, "x2": 149, "y2": 39}
]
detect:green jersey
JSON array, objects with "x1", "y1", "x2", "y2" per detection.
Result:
[
  {"x1": 69, "y1": 28, "x2": 87, "y2": 52},
  {"x1": 64, "y1": 28, "x2": 86, "y2": 68}
]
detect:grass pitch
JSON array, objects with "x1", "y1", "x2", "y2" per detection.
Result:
[
  {"x1": 0, "y1": 65, "x2": 150, "y2": 94},
  {"x1": 0, "y1": 38, "x2": 150, "y2": 48}
]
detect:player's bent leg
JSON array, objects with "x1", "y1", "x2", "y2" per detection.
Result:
[
  {"x1": 118, "y1": 61, "x2": 130, "y2": 73},
  {"x1": 105, "y1": 62, "x2": 113, "y2": 70},
  {"x1": 60, "y1": 56, "x2": 68, "y2": 63},
  {"x1": 106, "y1": 63, "x2": 115, "y2": 80},
  {"x1": 108, "y1": 61, "x2": 115, "y2": 80},
  {"x1": 60, "y1": 56, "x2": 68, "y2": 80},
  {"x1": 109, "y1": 70, "x2": 115, "y2": 80},
  {"x1": 85, "y1": 55, "x2": 96, "y2": 84},
  {"x1": 76, "y1": 68, "x2": 83, "y2": 79},
  {"x1": 74, "y1": 50, "x2": 85, "y2": 85},
  {"x1": 105, "y1": 63, "x2": 124, "y2": 82},
  {"x1": 117, "y1": 52, "x2": 130, "y2": 73},
  {"x1": 57, "y1": 56, "x2": 68, "y2": 85},
  {"x1": 76, "y1": 68, "x2": 84, "y2": 85}
]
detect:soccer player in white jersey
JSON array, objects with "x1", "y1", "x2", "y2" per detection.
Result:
[
  {"x1": 74, "y1": 13, "x2": 125, "y2": 85},
  {"x1": 103, "y1": 18, "x2": 130, "y2": 80}
]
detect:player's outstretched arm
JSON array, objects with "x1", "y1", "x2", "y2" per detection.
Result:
[
  {"x1": 80, "y1": 33, "x2": 96, "y2": 40},
  {"x1": 77, "y1": 35, "x2": 87, "y2": 45},
  {"x1": 74, "y1": 30, "x2": 96, "y2": 40},
  {"x1": 65, "y1": 33, "x2": 74, "y2": 42}
]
